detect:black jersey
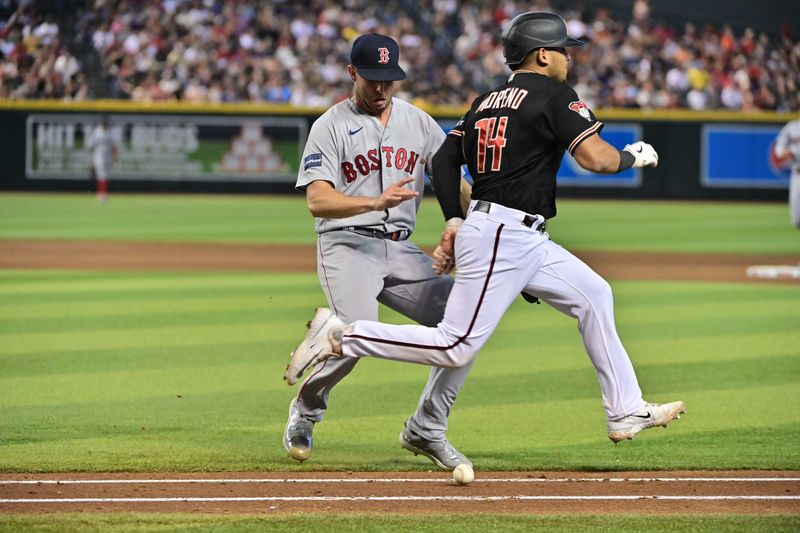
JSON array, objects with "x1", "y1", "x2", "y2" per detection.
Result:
[{"x1": 448, "y1": 71, "x2": 603, "y2": 219}]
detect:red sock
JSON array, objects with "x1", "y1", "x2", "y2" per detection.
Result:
[{"x1": 97, "y1": 180, "x2": 108, "y2": 196}]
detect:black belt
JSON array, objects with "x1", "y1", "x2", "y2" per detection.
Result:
[
  {"x1": 336, "y1": 226, "x2": 410, "y2": 241},
  {"x1": 474, "y1": 200, "x2": 546, "y2": 232}
]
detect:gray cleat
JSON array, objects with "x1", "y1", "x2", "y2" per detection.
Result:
[
  {"x1": 399, "y1": 423, "x2": 472, "y2": 471},
  {"x1": 283, "y1": 398, "x2": 314, "y2": 462}
]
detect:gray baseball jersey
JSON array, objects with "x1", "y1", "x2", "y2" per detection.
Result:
[
  {"x1": 774, "y1": 119, "x2": 800, "y2": 227},
  {"x1": 293, "y1": 97, "x2": 472, "y2": 442},
  {"x1": 297, "y1": 97, "x2": 445, "y2": 234}
]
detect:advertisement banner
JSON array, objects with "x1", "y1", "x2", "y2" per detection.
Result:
[
  {"x1": 26, "y1": 114, "x2": 306, "y2": 182},
  {"x1": 701, "y1": 125, "x2": 790, "y2": 188},
  {"x1": 556, "y1": 124, "x2": 642, "y2": 187}
]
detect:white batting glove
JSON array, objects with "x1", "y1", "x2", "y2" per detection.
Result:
[{"x1": 623, "y1": 141, "x2": 659, "y2": 168}]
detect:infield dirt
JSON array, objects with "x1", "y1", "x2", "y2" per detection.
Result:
[
  {"x1": 1, "y1": 239, "x2": 799, "y2": 284},
  {"x1": 2, "y1": 471, "x2": 799, "y2": 515}
]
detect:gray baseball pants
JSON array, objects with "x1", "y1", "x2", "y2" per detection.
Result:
[{"x1": 294, "y1": 230, "x2": 473, "y2": 441}]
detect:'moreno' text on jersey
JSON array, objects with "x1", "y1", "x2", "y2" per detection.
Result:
[{"x1": 475, "y1": 87, "x2": 529, "y2": 112}]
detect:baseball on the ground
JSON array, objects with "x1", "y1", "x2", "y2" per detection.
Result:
[{"x1": 452, "y1": 463, "x2": 474, "y2": 485}]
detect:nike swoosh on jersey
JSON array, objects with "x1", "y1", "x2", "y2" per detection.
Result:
[{"x1": 349, "y1": 127, "x2": 364, "y2": 136}]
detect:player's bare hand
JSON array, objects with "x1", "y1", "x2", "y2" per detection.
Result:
[
  {"x1": 432, "y1": 227, "x2": 457, "y2": 275},
  {"x1": 373, "y1": 177, "x2": 418, "y2": 211},
  {"x1": 432, "y1": 245, "x2": 455, "y2": 275}
]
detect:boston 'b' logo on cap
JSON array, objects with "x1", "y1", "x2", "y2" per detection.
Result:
[{"x1": 349, "y1": 34, "x2": 406, "y2": 81}]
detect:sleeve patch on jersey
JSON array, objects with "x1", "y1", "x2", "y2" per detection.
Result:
[
  {"x1": 568, "y1": 100, "x2": 592, "y2": 122},
  {"x1": 304, "y1": 153, "x2": 323, "y2": 171}
]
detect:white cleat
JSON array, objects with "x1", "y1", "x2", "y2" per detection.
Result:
[
  {"x1": 284, "y1": 308, "x2": 345, "y2": 386},
  {"x1": 607, "y1": 400, "x2": 685, "y2": 443}
]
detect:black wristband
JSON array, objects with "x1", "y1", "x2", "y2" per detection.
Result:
[{"x1": 617, "y1": 150, "x2": 635, "y2": 173}]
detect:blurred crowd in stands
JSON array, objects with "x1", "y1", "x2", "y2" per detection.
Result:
[
  {"x1": 0, "y1": 2, "x2": 90, "y2": 99},
  {"x1": 1, "y1": 0, "x2": 798, "y2": 111}
]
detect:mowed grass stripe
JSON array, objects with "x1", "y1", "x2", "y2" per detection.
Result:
[
  {"x1": 450, "y1": 354, "x2": 800, "y2": 405},
  {"x1": 0, "y1": 322, "x2": 285, "y2": 355},
  {"x1": 2, "y1": 400, "x2": 798, "y2": 472},
  {"x1": 1, "y1": 294, "x2": 280, "y2": 320},
  {"x1": 606, "y1": 280, "x2": 800, "y2": 308},
  {"x1": 3, "y1": 386, "x2": 797, "y2": 471},
  {"x1": 444, "y1": 386, "x2": 800, "y2": 449},
  {"x1": 620, "y1": 330, "x2": 799, "y2": 363},
  {"x1": 1, "y1": 305, "x2": 281, "y2": 334},
  {"x1": 3, "y1": 346, "x2": 796, "y2": 419},
  {"x1": 0, "y1": 194, "x2": 311, "y2": 244},
  {"x1": 3, "y1": 290, "x2": 797, "y2": 336},
  {"x1": 2, "y1": 309, "x2": 795, "y2": 365},
  {"x1": 0, "y1": 271, "x2": 316, "y2": 296},
  {"x1": 2, "y1": 193, "x2": 800, "y2": 253},
  {"x1": 1, "y1": 511, "x2": 798, "y2": 532},
  {"x1": 549, "y1": 200, "x2": 800, "y2": 254}
]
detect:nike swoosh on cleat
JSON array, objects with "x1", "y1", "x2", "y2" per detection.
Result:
[
  {"x1": 632, "y1": 411, "x2": 652, "y2": 419},
  {"x1": 636, "y1": 146, "x2": 643, "y2": 153},
  {"x1": 349, "y1": 127, "x2": 363, "y2": 135}
]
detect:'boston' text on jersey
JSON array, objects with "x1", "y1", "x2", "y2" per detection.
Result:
[{"x1": 341, "y1": 146, "x2": 420, "y2": 183}]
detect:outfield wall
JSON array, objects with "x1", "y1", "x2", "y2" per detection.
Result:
[{"x1": 0, "y1": 100, "x2": 797, "y2": 201}]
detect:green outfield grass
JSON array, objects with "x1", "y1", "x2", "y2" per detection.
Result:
[
  {"x1": 0, "y1": 193, "x2": 798, "y2": 253},
  {"x1": 1, "y1": 193, "x2": 798, "y2": 530},
  {"x1": 1, "y1": 270, "x2": 798, "y2": 472}
]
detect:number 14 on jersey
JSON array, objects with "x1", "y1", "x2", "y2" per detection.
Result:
[{"x1": 474, "y1": 116, "x2": 508, "y2": 173}]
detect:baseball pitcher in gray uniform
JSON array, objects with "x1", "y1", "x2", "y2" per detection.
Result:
[{"x1": 284, "y1": 33, "x2": 473, "y2": 470}]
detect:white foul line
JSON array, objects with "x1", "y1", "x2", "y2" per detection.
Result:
[
  {"x1": 2, "y1": 495, "x2": 799, "y2": 504},
  {"x1": 1, "y1": 477, "x2": 798, "y2": 485}
]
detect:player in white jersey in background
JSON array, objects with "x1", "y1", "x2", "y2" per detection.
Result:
[
  {"x1": 284, "y1": 33, "x2": 474, "y2": 471},
  {"x1": 87, "y1": 116, "x2": 118, "y2": 203},
  {"x1": 772, "y1": 118, "x2": 800, "y2": 228}
]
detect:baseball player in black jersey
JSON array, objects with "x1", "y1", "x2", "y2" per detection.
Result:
[{"x1": 286, "y1": 12, "x2": 685, "y2": 447}]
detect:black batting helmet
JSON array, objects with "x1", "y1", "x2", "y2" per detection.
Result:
[{"x1": 502, "y1": 12, "x2": 584, "y2": 66}]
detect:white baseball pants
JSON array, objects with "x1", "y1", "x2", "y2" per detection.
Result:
[{"x1": 343, "y1": 200, "x2": 645, "y2": 420}]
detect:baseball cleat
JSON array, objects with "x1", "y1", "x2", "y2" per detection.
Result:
[
  {"x1": 283, "y1": 398, "x2": 314, "y2": 462},
  {"x1": 284, "y1": 308, "x2": 345, "y2": 386},
  {"x1": 399, "y1": 422, "x2": 472, "y2": 471},
  {"x1": 607, "y1": 400, "x2": 685, "y2": 443}
]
